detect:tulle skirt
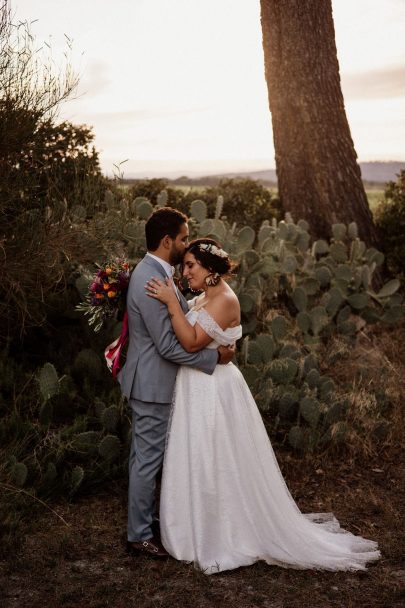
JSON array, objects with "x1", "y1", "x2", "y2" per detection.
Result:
[{"x1": 160, "y1": 363, "x2": 381, "y2": 574}]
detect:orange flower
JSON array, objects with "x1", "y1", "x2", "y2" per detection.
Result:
[
  {"x1": 106, "y1": 267, "x2": 113, "y2": 274},
  {"x1": 103, "y1": 282, "x2": 110, "y2": 290},
  {"x1": 95, "y1": 293, "x2": 104, "y2": 299},
  {"x1": 107, "y1": 290, "x2": 117, "y2": 298}
]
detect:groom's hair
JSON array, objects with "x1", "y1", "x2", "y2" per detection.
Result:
[{"x1": 145, "y1": 207, "x2": 188, "y2": 250}]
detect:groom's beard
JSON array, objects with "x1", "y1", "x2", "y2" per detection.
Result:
[{"x1": 169, "y1": 248, "x2": 185, "y2": 267}]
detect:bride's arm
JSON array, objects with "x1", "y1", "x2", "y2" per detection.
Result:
[{"x1": 145, "y1": 277, "x2": 212, "y2": 352}]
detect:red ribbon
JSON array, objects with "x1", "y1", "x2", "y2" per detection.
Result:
[{"x1": 104, "y1": 310, "x2": 129, "y2": 379}]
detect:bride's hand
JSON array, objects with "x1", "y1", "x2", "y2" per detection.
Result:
[{"x1": 145, "y1": 277, "x2": 177, "y2": 305}]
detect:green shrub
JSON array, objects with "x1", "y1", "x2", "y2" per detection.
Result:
[
  {"x1": 0, "y1": 187, "x2": 402, "y2": 549},
  {"x1": 0, "y1": 13, "x2": 107, "y2": 340},
  {"x1": 1, "y1": 359, "x2": 128, "y2": 505},
  {"x1": 126, "y1": 179, "x2": 188, "y2": 215},
  {"x1": 123, "y1": 177, "x2": 282, "y2": 234},
  {"x1": 375, "y1": 170, "x2": 405, "y2": 279},
  {"x1": 197, "y1": 178, "x2": 282, "y2": 233}
]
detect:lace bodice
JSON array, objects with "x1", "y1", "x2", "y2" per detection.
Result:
[{"x1": 186, "y1": 299, "x2": 242, "y2": 348}]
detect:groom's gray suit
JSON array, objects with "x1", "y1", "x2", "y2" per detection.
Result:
[{"x1": 119, "y1": 254, "x2": 217, "y2": 542}]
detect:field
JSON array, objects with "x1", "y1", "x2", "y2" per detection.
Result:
[
  {"x1": 174, "y1": 186, "x2": 383, "y2": 211},
  {"x1": 121, "y1": 181, "x2": 384, "y2": 213},
  {"x1": 366, "y1": 190, "x2": 384, "y2": 212}
]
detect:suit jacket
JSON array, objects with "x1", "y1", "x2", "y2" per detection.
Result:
[{"x1": 118, "y1": 255, "x2": 217, "y2": 403}]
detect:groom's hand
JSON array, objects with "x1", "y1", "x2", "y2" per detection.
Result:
[{"x1": 217, "y1": 344, "x2": 236, "y2": 364}]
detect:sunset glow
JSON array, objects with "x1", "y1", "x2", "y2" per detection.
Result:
[{"x1": 13, "y1": 0, "x2": 405, "y2": 176}]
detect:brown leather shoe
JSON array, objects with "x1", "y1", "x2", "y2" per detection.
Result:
[{"x1": 126, "y1": 537, "x2": 169, "y2": 559}]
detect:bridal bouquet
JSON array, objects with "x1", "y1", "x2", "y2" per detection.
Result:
[{"x1": 76, "y1": 259, "x2": 131, "y2": 332}]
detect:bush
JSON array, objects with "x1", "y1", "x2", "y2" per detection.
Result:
[
  {"x1": 198, "y1": 178, "x2": 282, "y2": 232},
  {"x1": 126, "y1": 179, "x2": 188, "y2": 215},
  {"x1": 0, "y1": 357, "x2": 128, "y2": 532},
  {"x1": 1, "y1": 188, "x2": 403, "y2": 549},
  {"x1": 0, "y1": 11, "x2": 106, "y2": 339},
  {"x1": 124, "y1": 177, "x2": 282, "y2": 233},
  {"x1": 375, "y1": 170, "x2": 405, "y2": 280}
]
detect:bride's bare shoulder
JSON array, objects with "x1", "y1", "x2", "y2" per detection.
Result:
[
  {"x1": 204, "y1": 289, "x2": 240, "y2": 329},
  {"x1": 210, "y1": 287, "x2": 239, "y2": 307}
]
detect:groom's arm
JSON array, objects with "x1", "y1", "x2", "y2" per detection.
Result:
[{"x1": 131, "y1": 276, "x2": 218, "y2": 375}]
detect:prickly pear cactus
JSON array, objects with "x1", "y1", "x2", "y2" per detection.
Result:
[
  {"x1": 190, "y1": 200, "x2": 207, "y2": 223},
  {"x1": 71, "y1": 431, "x2": 100, "y2": 455},
  {"x1": 156, "y1": 189, "x2": 168, "y2": 207},
  {"x1": 232, "y1": 213, "x2": 405, "y2": 452},
  {"x1": 70, "y1": 466, "x2": 84, "y2": 495},
  {"x1": 215, "y1": 195, "x2": 224, "y2": 219},
  {"x1": 101, "y1": 405, "x2": 120, "y2": 433},
  {"x1": 38, "y1": 363, "x2": 59, "y2": 402},
  {"x1": 73, "y1": 349, "x2": 103, "y2": 382},
  {"x1": 137, "y1": 200, "x2": 154, "y2": 220},
  {"x1": 288, "y1": 426, "x2": 305, "y2": 450},
  {"x1": 98, "y1": 434, "x2": 121, "y2": 462},
  {"x1": 237, "y1": 226, "x2": 255, "y2": 251}
]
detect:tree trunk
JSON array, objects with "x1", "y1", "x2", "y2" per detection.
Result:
[{"x1": 260, "y1": 0, "x2": 379, "y2": 245}]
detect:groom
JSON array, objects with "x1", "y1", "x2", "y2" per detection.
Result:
[{"x1": 119, "y1": 207, "x2": 235, "y2": 558}]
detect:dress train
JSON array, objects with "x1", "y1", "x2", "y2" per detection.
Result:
[{"x1": 160, "y1": 306, "x2": 381, "y2": 574}]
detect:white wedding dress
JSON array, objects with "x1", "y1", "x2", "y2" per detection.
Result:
[{"x1": 160, "y1": 302, "x2": 381, "y2": 574}]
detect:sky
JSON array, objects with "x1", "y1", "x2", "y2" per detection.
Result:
[{"x1": 12, "y1": 0, "x2": 405, "y2": 177}]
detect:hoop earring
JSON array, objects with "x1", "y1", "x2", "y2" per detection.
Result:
[{"x1": 205, "y1": 272, "x2": 220, "y2": 287}]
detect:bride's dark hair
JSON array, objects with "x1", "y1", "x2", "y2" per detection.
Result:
[{"x1": 186, "y1": 238, "x2": 234, "y2": 276}]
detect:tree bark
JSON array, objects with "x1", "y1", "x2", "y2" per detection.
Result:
[{"x1": 260, "y1": 0, "x2": 379, "y2": 245}]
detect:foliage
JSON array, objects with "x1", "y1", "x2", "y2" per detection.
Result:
[
  {"x1": 1, "y1": 176, "x2": 402, "y2": 546},
  {"x1": 0, "y1": 116, "x2": 105, "y2": 212},
  {"x1": 0, "y1": 1, "x2": 403, "y2": 550},
  {"x1": 200, "y1": 178, "x2": 282, "y2": 233},
  {"x1": 0, "y1": 0, "x2": 402, "y2": 515},
  {"x1": 0, "y1": 208, "x2": 399, "y2": 527},
  {"x1": 71, "y1": 191, "x2": 402, "y2": 456},
  {"x1": 375, "y1": 169, "x2": 405, "y2": 280},
  {"x1": 0, "y1": 355, "x2": 128, "y2": 503},
  {"x1": 126, "y1": 179, "x2": 187, "y2": 213},
  {"x1": 123, "y1": 177, "x2": 282, "y2": 233},
  {"x1": 0, "y1": 9, "x2": 107, "y2": 339},
  {"x1": 184, "y1": 207, "x2": 402, "y2": 452}
]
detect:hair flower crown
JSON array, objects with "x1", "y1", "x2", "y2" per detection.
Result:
[{"x1": 198, "y1": 243, "x2": 228, "y2": 259}]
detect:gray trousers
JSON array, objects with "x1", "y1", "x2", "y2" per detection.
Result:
[{"x1": 127, "y1": 398, "x2": 171, "y2": 542}]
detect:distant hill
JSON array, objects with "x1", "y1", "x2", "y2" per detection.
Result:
[
  {"x1": 167, "y1": 161, "x2": 404, "y2": 187},
  {"x1": 198, "y1": 168, "x2": 277, "y2": 184},
  {"x1": 358, "y1": 162, "x2": 404, "y2": 184},
  {"x1": 170, "y1": 169, "x2": 277, "y2": 186}
]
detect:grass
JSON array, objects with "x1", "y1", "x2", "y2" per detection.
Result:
[{"x1": 366, "y1": 190, "x2": 384, "y2": 212}]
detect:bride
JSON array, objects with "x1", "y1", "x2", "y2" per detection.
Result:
[{"x1": 145, "y1": 237, "x2": 381, "y2": 574}]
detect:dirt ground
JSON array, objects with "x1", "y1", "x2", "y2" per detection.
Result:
[
  {"x1": 1, "y1": 321, "x2": 405, "y2": 608},
  {"x1": 1, "y1": 443, "x2": 404, "y2": 608}
]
